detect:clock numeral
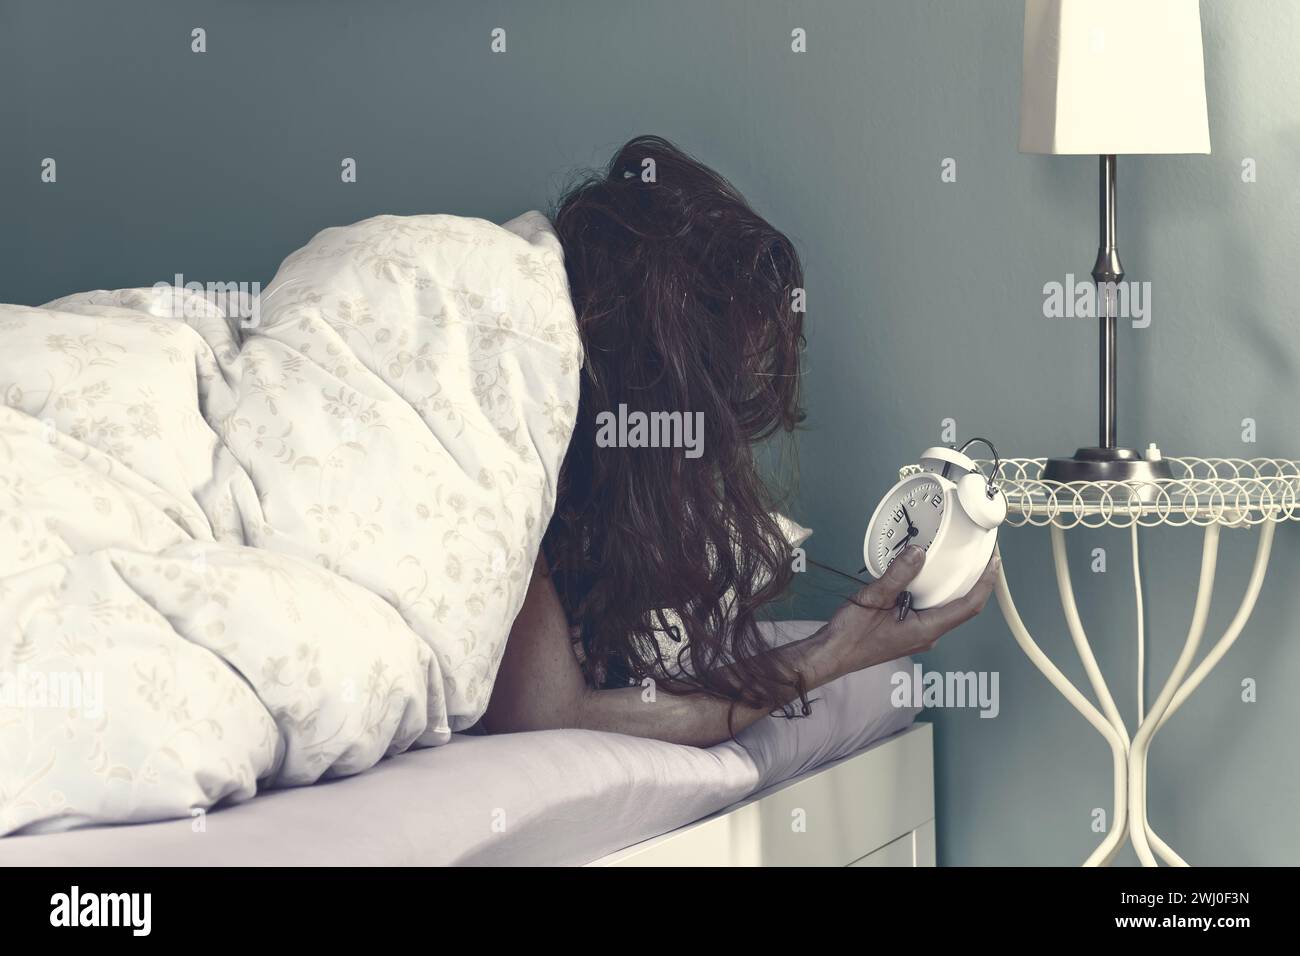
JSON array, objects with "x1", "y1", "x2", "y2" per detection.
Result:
[{"x1": 931, "y1": 494, "x2": 943, "y2": 508}]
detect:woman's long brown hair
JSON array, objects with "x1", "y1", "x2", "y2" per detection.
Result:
[{"x1": 546, "y1": 135, "x2": 808, "y2": 715}]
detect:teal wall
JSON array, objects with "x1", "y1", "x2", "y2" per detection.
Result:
[{"x1": 2, "y1": 0, "x2": 1297, "y2": 864}]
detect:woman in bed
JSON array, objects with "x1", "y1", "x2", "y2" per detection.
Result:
[{"x1": 483, "y1": 136, "x2": 998, "y2": 747}]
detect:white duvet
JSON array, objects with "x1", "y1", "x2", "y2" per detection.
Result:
[{"x1": 0, "y1": 212, "x2": 582, "y2": 835}]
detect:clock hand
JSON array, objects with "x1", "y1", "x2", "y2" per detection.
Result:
[{"x1": 900, "y1": 502, "x2": 917, "y2": 533}]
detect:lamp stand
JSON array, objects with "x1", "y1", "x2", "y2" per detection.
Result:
[{"x1": 1042, "y1": 155, "x2": 1173, "y2": 485}]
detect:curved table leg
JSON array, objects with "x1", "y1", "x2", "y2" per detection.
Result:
[
  {"x1": 1050, "y1": 527, "x2": 1131, "y2": 741},
  {"x1": 1128, "y1": 524, "x2": 1220, "y2": 867},
  {"x1": 993, "y1": 543, "x2": 1129, "y2": 867},
  {"x1": 1139, "y1": 521, "x2": 1274, "y2": 866},
  {"x1": 1048, "y1": 526, "x2": 1132, "y2": 866}
]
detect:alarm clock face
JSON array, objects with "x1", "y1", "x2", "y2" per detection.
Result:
[{"x1": 869, "y1": 475, "x2": 950, "y2": 573}]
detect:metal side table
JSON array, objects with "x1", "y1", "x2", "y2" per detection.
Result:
[{"x1": 900, "y1": 457, "x2": 1299, "y2": 866}]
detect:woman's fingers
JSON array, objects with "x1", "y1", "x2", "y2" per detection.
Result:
[
  {"x1": 913, "y1": 555, "x2": 1000, "y2": 640},
  {"x1": 855, "y1": 545, "x2": 926, "y2": 610}
]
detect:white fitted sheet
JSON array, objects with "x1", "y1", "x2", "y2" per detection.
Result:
[{"x1": 0, "y1": 623, "x2": 918, "y2": 866}]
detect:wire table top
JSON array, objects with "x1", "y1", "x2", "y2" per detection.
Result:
[{"x1": 901, "y1": 457, "x2": 1300, "y2": 529}]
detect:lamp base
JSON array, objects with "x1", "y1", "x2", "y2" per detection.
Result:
[{"x1": 1041, "y1": 446, "x2": 1174, "y2": 484}]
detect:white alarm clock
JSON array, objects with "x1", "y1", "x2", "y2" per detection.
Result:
[{"x1": 863, "y1": 441, "x2": 1007, "y2": 610}]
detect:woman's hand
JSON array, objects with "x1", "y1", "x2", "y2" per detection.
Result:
[{"x1": 825, "y1": 545, "x2": 999, "y2": 674}]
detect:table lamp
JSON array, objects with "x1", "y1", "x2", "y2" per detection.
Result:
[{"x1": 1019, "y1": 0, "x2": 1211, "y2": 483}]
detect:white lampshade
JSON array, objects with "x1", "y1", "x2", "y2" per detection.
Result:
[{"x1": 1019, "y1": 0, "x2": 1211, "y2": 155}]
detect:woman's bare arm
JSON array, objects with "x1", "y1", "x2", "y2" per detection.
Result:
[{"x1": 481, "y1": 545, "x2": 997, "y2": 748}]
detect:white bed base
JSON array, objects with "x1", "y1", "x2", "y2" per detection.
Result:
[{"x1": 589, "y1": 722, "x2": 935, "y2": 867}]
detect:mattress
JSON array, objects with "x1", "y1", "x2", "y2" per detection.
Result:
[{"x1": 0, "y1": 623, "x2": 917, "y2": 866}]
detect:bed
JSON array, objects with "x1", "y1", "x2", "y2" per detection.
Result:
[
  {"x1": 0, "y1": 624, "x2": 933, "y2": 867},
  {"x1": 0, "y1": 214, "x2": 934, "y2": 864}
]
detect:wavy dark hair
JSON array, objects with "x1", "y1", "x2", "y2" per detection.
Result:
[{"x1": 545, "y1": 135, "x2": 807, "y2": 715}]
